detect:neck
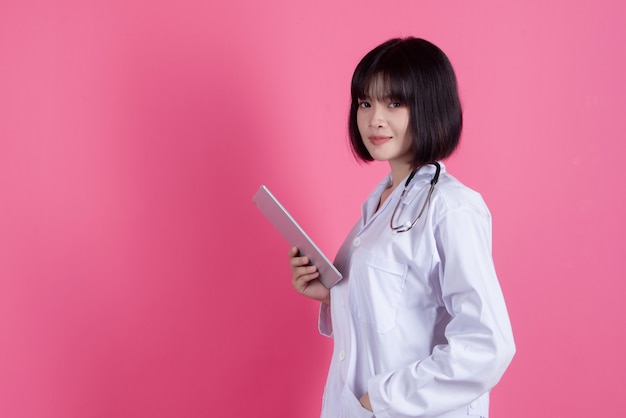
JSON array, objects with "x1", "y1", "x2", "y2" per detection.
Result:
[{"x1": 389, "y1": 161, "x2": 414, "y2": 189}]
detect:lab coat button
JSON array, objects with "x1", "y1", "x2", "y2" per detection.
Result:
[
  {"x1": 339, "y1": 350, "x2": 345, "y2": 361},
  {"x1": 469, "y1": 401, "x2": 477, "y2": 409},
  {"x1": 352, "y1": 237, "x2": 361, "y2": 246}
]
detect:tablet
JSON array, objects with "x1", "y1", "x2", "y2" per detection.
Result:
[{"x1": 253, "y1": 185, "x2": 343, "y2": 288}]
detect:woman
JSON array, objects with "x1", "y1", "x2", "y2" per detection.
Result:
[{"x1": 289, "y1": 37, "x2": 515, "y2": 418}]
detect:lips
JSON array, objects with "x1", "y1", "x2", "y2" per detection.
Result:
[{"x1": 369, "y1": 136, "x2": 392, "y2": 145}]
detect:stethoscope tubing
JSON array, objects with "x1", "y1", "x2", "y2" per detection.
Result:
[{"x1": 390, "y1": 162, "x2": 441, "y2": 233}]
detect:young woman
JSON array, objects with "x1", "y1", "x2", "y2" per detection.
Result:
[{"x1": 289, "y1": 37, "x2": 515, "y2": 418}]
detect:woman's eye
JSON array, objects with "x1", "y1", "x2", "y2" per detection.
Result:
[
  {"x1": 389, "y1": 102, "x2": 402, "y2": 108},
  {"x1": 358, "y1": 101, "x2": 371, "y2": 108}
]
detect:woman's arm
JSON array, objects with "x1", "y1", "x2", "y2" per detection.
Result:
[{"x1": 367, "y1": 205, "x2": 515, "y2": 418}]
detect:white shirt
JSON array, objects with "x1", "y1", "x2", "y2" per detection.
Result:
[{"x1": 318, "y1": 163, "x2": 515, "y2": 418}]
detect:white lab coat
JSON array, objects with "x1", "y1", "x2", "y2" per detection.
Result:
[{"x1": 318, "y1": 163, "x2": 515, "y2": 418}]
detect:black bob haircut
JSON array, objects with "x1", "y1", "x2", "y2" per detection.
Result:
[{"x1": 348, "y1": 37, "x2": 463, "y2": 169}]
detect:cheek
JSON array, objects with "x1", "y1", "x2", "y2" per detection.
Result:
[
  {"x1": 397, "y1": 113, "x2": 411, "y2": 139},
  {"x1": 401, "y1": 124, "x2": 411, "y2": 141},
  {"x1": 356, "y1": 113, "x2": 369, "y2": 136},
  {"x1": 395, "y1": 119, "x2": 412, "y2": 150}
]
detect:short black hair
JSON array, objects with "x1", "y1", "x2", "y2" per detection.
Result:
[{"x1": 348, "y1": 37, "x2": 463, "y2": 168}]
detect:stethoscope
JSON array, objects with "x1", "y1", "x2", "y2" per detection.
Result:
[{"x1": 390, "y1": 162, "x2": 441, "y2": 233}]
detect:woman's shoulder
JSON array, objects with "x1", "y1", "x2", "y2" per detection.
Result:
[{"x1": 432, "y1": 172, "x2": 491, "y2": 218}]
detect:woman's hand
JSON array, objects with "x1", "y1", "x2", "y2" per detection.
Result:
[
  {"x1": 359, "y1": 392, "x2": 373, "y2": 412},
  {"x1": 289, "y1": 246, "x2": 330, "y2": 305}
]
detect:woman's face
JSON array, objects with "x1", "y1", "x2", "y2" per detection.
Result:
[{"x1": 356, "y1": 79, "x2": 412, "y2": 169}]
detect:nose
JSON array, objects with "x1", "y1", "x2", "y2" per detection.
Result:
[{"x1": 368, "y1": 103, "x2": 386, "y2": 128}]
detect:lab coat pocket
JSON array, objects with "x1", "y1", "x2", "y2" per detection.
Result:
[
  {"x1": 341, "y1": 387, "x2": 375, "y2": 418},
  {"x1": 349, "y1": 251, "x2": 408, "y2": 333}
]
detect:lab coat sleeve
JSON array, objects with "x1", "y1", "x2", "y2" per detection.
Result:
[
  {"x1": 319, "y1": 303, "x2": 333, "y2": 337},
  {"x1": 367, "y1": 205, "x2": 516, "y2": 418}
]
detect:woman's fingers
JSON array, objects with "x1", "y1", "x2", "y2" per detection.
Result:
[
  {"x1": 293, "y1": 266, "x2": 319, "y2": 281},
  {"x1": 288, "y1": 246, "x2": 328, "y2": 302},
  {"x1": 290, "y1": 255, "x2": 309, "y2": 267},
  {"x1": 292, "y1": 265, "x2": 319, "y2": 284}
]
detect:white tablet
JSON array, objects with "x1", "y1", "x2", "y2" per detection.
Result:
[{"x1": 253, "y1": 185, "x2": 343, "y2": 288}]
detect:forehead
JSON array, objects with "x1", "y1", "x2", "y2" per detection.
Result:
[
  {"x1": 360, "y1": 73, "x2": 400, "y2": 100},
  {"x1": 362, "y1": 74, "x2": 387, "y2": 98}
]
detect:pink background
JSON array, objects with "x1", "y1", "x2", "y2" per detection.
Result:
[{"x1": 1, "y1": 0, "x2": 625, "y2": 417}]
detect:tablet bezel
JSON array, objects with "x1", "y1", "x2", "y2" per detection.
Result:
[{"x1": 253, "y1": 185, "x2": 343, "y2": 289}]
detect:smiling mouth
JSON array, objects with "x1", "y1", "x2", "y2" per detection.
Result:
[{"x1": 369, "y1": 136, "x2": 392, "y2": 145}]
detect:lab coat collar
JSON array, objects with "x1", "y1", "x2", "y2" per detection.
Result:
[
  {"x1": 400, "y1": 162, "x2": 446, "y2": 206},
  {"x1": 360, "y1": 162, "x2": 446, "y2": 224},
  {"x1": 361, "y1": 175, "x2": 393, "y2": 225}
]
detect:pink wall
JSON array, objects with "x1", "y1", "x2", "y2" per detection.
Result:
[{"x1": 1, "y1": 1, "x2": 624, "y2": 417}]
